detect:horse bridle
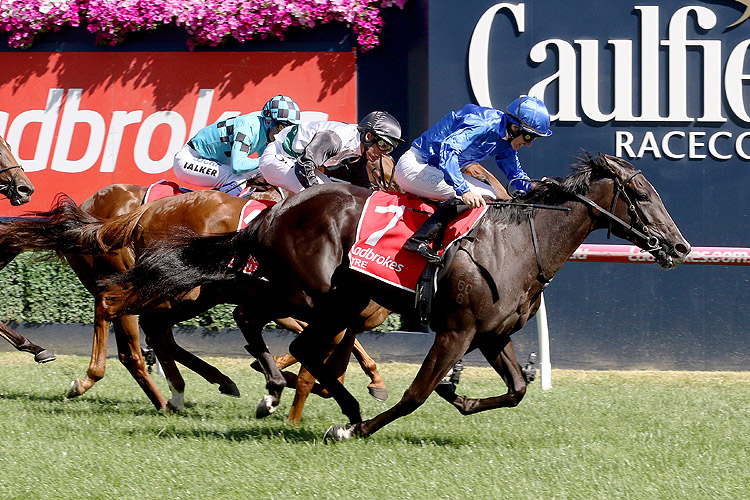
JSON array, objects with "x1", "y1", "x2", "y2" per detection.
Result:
[
  {"x1": 528, "y1": 171, "x2": 661, "y2": 286},
  {"x1": 0, "y1": 164, "x2": 25, "y2": 201},
  {"x1": 543, "y1": 172, "x2": 660, "y2": 251},
  {"x1": 373, "y1": 156, "x2": 395, "y2": 191}
]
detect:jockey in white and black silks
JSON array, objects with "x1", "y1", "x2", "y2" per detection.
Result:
[
  {"x1": 173, "y1": 95, "x2": 302, "y2": 195},
  {"x1": 259, "y1": 111, "x2": 404, "y2": 194},
  {"x1": 397, "y1": 95, "x2": 554, "y2": 263}
]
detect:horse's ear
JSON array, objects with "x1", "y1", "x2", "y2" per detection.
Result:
[{"x1": 599, "y1": 152, "x2": 631, "y2": 180}]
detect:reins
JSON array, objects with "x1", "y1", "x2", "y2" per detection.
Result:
[
  {"x1": 543, "y1": 173, "x2": 660, "y2": 252},
  {"x1": 499, "y1": 170, "x2": 660, "y2": 287},
  {"x1": 375, "y1": 156, "x2": 395, "y2": 191}
]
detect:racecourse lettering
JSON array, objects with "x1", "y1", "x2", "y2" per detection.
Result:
[{"x1": 469, "y1": 3, "x2": 750, "y2": 161}]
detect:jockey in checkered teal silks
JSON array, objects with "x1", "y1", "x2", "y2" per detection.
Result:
[{"x1": 173, "y1": 95, "x2": 302, "y2": 195}]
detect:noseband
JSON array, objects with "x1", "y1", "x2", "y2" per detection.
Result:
[{"x1": 0, "y1": 164, "x2": 25, "y2": 201}]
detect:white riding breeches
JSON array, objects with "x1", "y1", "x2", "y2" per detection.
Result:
[
  {"x1": 259, "y1": 140, "x2": 332, "y2": 194},
  {"x1": 173, "y1": 144, "x2": 259, "y2": 189},
  {"x1": 394, "y1": 147, "x2": 497, "y2": 201}
]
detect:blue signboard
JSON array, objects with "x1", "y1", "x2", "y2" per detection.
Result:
[{"x1": 424, "y1": 1, "x2": 748, "y2": 368}]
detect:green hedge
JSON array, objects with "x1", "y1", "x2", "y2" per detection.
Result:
[{"x1": 0, "y1": 254, "x2": 402, "y2": 331}]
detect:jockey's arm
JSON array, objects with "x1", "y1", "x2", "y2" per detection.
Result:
[
  {"x1": 341, "y1": 156, "x2": 372, "y2": 189},
  {"x1": 295, "y1": 131, "x2": 342, "y2": 189}
]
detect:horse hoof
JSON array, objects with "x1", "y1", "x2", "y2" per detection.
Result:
[
  {"x1": 168, "y1": 392, "x2": 185, "y2": 412},
  {"x1": 166, "y1": 401, "x2": 183, "y2": 413},
  {"x1": 219, "y1": 384, "x2": 241, "y2": 398},
  {"x1": 324, "y1": 424, "x2": 355, "y2": 443},
  {"x1": 255, "y1": 395, "x2": 278, "y2": 418},
  {"x1": 66, "y1": 379, "x2": 82, "y2": 398},
  {"x1": 34, "y1": 350, "x2": 56, "y2": 364},
  {"x1": 250, "y1": 360, "x2": 263, "y2": 373},
  {"x1": 368, "y1": 386, "x2": 388, "y2": 402}
]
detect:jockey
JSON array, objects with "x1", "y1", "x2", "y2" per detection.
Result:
[
  {"x1": 259, "y1": 111, "x2": 404, "y2": 193},
  {"x1": 173, "y1": 95, "x2": 302, "y2": 195},
  {"x1": 398, "y1": 95, "x2": 553, "y2": 263}
]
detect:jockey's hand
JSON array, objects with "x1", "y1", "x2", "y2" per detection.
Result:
[{"x1": 460, "y1": 191, "x2": 486, "y2": 209}]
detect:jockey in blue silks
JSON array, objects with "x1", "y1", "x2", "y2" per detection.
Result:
[
  {"x1": 173, "y1": 95, "x2": 302, "y2": 195},
  {"x1": 396, "y1": 95, "x2": 553, "y2": 263}
]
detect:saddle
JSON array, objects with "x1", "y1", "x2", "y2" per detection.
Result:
[{"x1": 348, "y1": 191, "x2": 488, "y2": 324}]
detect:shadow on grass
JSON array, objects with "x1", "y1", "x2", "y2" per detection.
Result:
[
  {"x1": 136, "y1": 425, "x2": 323, "y2": 443},
  {"x1": 0, "y1": 391, "x2": 162, "y2": 416}
]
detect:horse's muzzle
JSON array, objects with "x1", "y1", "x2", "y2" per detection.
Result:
[
  {"x1": 9, "y1": 183, "x2": 34, "y2": 206},
  {"x1": 653, "y1": 241, "x2": 691, "y2": 269}
]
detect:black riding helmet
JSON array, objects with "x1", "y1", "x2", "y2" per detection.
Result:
[{"x1": 358, "y1": 111, "x2": 404, "y2": 148}]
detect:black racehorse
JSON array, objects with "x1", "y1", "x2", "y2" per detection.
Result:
[{"x1": 100, "y1": 153, "x2": 690, "y2": 440}]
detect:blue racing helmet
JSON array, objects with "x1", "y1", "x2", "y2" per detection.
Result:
[
  {"x1": 262, "y1": 95, "x2": 301, "y2": 125},
  {"x1": 505, "y1": 95, "x2": 552, "y2": 137}
]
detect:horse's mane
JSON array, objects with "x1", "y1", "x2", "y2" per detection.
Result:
[{"x1": 485, "y1": 152, "x2": 617, "y2": 225}]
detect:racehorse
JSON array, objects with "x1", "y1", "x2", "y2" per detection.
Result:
[
  {"x1": 0, "y1": 135, "x2": 55, "y2": 364},
  {"x1": 100, "y1": 153, "x2": 690, "y2": 440}
]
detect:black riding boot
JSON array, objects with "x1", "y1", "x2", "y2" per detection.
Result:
[{"x1": 403, "y1": 201, "x2": 468, "y2": 263}]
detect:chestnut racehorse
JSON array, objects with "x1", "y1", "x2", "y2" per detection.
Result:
[
  {"x1": 102, "y1": 153, "x2": 691, "y2": 440},
  {"x1": 0, "y1": 135, "x2": 54, "y2": 364}
]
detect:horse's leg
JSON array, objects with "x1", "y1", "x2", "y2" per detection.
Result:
[
  {"x1": 285, "y1": 329, "x2": 349, "y2": 424},
  {"x1": 233, "y1": 304, "x2": 287, "y2": 418},
  {"x1": 111, "y1": 314, "x2": 168, "y2": 410},
  {"x1": 351, "y1": 303, "x2": 389, "y2": 400},
  {"x1": 0, "y1": 248, "x2": 55, "y2": 362},
  {"x1": 352, "y1": 339, "x2": 387, "y2": 401},
  {"x1": 170, "y1": 327, "x2": 241, "y2": 398},
  {"x1": 0, "y1": 321, "x2": 55, "y2": 363},
  {"x1": 138, "y1": 316, "x2": 187, "y2": 412},
  {"x1": 329, "y1": 330, "x2": 473, "y2": 441},
  {"x1": 273, "y1": 353, "x2": 298, "y2": 370},
  {"x1": 286, "y1": 367, "x2": 316, "y2": 424},
  {"x1": 433, "y1": 337, "x2": 527, "y2": 414},
  {"x1": 68, "y1": 298, "x2": 111, "y2": 398}
]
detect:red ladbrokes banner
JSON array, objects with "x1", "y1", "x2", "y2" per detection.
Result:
[{"x1": 0, "y1": 51, "x2": 357, "y2": 216}]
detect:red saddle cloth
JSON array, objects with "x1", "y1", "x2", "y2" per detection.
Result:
[
  {"x1": 143, "y1": 180, "x2": 186, "y2": 204},
  {"x1": 144, "y1": 180, "x2": 273, "y2": 231},
  {"x1": 348, "y1": 191, "x2": 488, "y2": 292}
]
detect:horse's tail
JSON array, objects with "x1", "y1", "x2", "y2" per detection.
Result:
[
  {"x1": 0, "y1": 194, "x2": 104, "y2": 256},
  {"x1": 0, "y1": 194, "x2": 153, "y2": 257},
  {"x1": 99, "y1": 222, "x2": 258, "y2": 315}
]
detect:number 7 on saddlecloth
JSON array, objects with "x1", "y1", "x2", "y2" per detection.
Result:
[{"x1": 363, "y1": 205, "x2": 406, "y2": 246}]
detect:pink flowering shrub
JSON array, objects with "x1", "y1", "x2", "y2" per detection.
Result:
[
  {"x1": 0, "y1": 0, "x2": 81, "y2": 48},
  {"x1": 0, "y1": 0, "x2": 405, "y2": 49}
]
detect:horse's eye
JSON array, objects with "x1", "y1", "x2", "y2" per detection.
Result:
[{"x1": 636, "y1": 193, "x2": 649, "y2": 202}]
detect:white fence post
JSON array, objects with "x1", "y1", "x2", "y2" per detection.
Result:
[{"x1": 536, "y1": 292, "x2": 552, "y2": 390}]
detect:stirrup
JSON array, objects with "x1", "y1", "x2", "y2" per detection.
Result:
[{"x1": 404, "y1": 239, "x2": 442, "y2": 263}]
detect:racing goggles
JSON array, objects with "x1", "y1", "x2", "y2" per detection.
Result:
[
  {"x1": 521, "y1": 132, "x2": 540, "y2": 143},
  {"x1": 373, "y1": 137, "x2": 395, "y2": 153}
]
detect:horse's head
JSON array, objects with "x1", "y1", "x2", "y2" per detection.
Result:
[
  {"x1": 596, "y1": 153, "x2": 690, "y2": 268},
  {"x1": 0, "y1": 136, "x2": 34, "y2": 205},
  {"x1": 366, "y1": 155, "x2": 404, "y2": 193}
]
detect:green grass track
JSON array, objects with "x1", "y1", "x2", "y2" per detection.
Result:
[{"x1": 0, "y1": 352, "x2": 747, "y2": 500}]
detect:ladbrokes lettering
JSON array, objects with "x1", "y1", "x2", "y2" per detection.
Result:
[{"x1": 350, "y1": 246, "x2": 405, "y2": 273}]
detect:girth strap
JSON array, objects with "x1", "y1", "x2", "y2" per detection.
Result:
[{"x1": 528, "y1": 213, "x2": 552, "y2": 287}]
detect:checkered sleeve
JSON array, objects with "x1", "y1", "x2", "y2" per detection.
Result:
[{"x1": 230, "y1": 116, "x2": 266, "y2": 174}]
